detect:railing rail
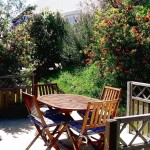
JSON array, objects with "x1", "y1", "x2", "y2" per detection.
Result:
[
  {"x1": 104, "y1": 114, "x2": 150, "y2": 150},
  {"x1": 0, "y1": 74, "x2": 34, "y2": 89}
]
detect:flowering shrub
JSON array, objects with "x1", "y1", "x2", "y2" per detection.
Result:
[
  {"x1": 11, "y1": 21, "x2": 35, "y2": 73},
  {"x1": 85, "y1": 3, "x2": 150, "y2": 99},
  {"x1": 0, "y1": 19, "x2": 34, "y2": 76}
]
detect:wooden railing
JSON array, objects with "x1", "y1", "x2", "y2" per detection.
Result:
[
  {"x1": 104, "y1": 81, "x2": 150, "y2": 150},
  {"x1": 104, "y1": 114, "x2": 150, "y2": 150},
  {"x1": 0, "y1": 74, "x2": 34, "y2": 117},
  {"x1": 0, "y1": 86, "x2": 33, "y2": 110},
  {"x1": 127, "y1": 81, "x2": 150, "y2": 137},
  {"x1": 0, "y1": 74, "x2": 34, "y2": 89}
]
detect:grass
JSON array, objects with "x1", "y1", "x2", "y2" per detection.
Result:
[{"x1": 43, "y1": 63, "x2": 103, "y2": 99}]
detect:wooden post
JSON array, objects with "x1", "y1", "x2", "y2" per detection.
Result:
[
  {"x1": 127, "y1": 81, "x2": 132, "y2": 116},
  {"x1": 104, "y1": 119, "x2": 118, "y2": 150}
]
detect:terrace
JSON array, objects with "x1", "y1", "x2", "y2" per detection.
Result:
[{"x1": 0, "y1": 75, "x2": 150, "y2": 150}]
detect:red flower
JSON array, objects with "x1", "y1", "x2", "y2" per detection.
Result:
[
  {"x1": 144, "y1": 16, "x2": 149, "y2": 22},
  {"x1": 105, "y1": 49, "x2": 109, "y2": 54},
  {"x1": 135, "y1": 34, "x2": 142, "y2": 40},
  {"x1": 9, "y1": 46, "x2": 14, "y2": 52},
  {"x1": 117, "y1": 51, "x2": 122, "y2": 56},
  {"x1": 101, "y1": 42, "x2": 104, "y2": 45},
  {"x1": 108, "y1": 69, "x2": 112, "y2": 73},
  {"x1": 125, "y1": 6, "x2": 133, "y2": 12},
  {"x1": 116, "y1": 59, "x2": 122, "y2": 62},
  {"x1": 125, "y1": 49, "x2": 129, "y2": 53},
  {"x1": 104, "y1": 35, "x2": 108, "y2": 40},
  {"x1": 119, "y1": 23, "x2": 123, "y2": 27},
  {"x1": 117, "y1": 65, "x2": 123, "y2": 70},
  {"x1": 125, "y1": 70, "x2": 129, "y2": 74},
  {"x1": 85, "y1": 58, "x2": 90, "y2": 62},
  {"x1": 114, "y1": 1, "x2": 122, "y2": 7},
  {"x1": 132, "y1": 28, "x2": 139, "y2": 33},
  {"x1": 147, "y1": 11, "x2": 150, "y2": 18},
  {"x1": 143, "y1": 60, "x2": 148, "y2": 64},
  {"x1": 118, "y1": 46, "x2": 122, "y2": 51},
  {"x1": 87, "y1": 51, "x2": 92, "y2": 56},
  {"x1": 111, "y1": 80, "x2": 114, "y2": 83}
]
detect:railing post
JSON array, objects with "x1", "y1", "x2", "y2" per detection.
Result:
[
  {"x1": 127, "y1": 81, "x2": 132, "y2": 116},
  {"x1": 104, "y1": 119, "x2": 118, "y2": 150}
]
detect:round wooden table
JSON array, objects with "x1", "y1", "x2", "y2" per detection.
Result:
[{"x1": 37, "y1": 94, "x2": 99, "y2": 112}]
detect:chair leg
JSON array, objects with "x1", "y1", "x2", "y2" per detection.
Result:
[
  {"x1": 66, "y1": 126, "x2": 79, "y2": 150},
  {"x1": 77, "y1": 137, "x2": 83, "y2": 150},
  {"x1": 98, "y1": 133, "x2": 104, "y2": 150},
  {"x1": 25, "y1": 132, "x2": 40, "y2": 150},
  {"x1": 51, "y1": 125, "x2": 61, "y2": 135},
  {"x1": 34, "y1": 124, "x2": 48, "y2": 144},
  {"x1": 45, "y1": 128, "x2": 60, "y2": 150},
  {"x1": 34, "y1": 124, "x2": 61, "y2": 150},
  {"x1": 46, "y1": 124, "x2": 67, "y2": 150}
]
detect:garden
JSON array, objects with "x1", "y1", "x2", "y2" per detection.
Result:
[{"x1": 0, "y1": 0, "x2": 150, "y2": 116}]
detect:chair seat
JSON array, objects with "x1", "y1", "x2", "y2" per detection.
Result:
[
  {"x1": 40, "y1": 106, "x2": 49, "y2": 113},
  {"x1": 44, "y1": 108, "x2": 60, "y2": 115},
  {"x1": 78, "y1": 110, "x2": 86, "y2": 116},
  {"x1": 68, "y1": 120, "x2": 105, "y2": 135},
  {"x1": 32, "y1": 113, "x2": 70, "y2": 127}
]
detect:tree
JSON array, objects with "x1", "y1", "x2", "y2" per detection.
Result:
[
  {"x1": 62, "y1": 13, "x2": 94, "y2": 66},
  {"x1": 30, "y1": 10, "x2": 66, "y2": 80},
  {"x1": 62, "y1": 0, "x2": 99, "y2": 67},
  {"x1": 0, "y1": 0, "x2": 26, "y2": 19}
]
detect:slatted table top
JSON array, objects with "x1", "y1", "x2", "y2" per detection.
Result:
[{"x1": 37, "y1": 94, "x2": 99, "y2": 111}]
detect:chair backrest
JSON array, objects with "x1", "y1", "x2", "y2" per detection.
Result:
[
  {"x1": 22, "y1": 92, "x2": 46, "y2": 125},
  {"x1": 100, "y1": 86, "x2": 122, "y2": 101},
  {"x1": 81, "y1": 100, "x2": 118, "y2": 133},
  {"x1": 34, "y1": 83, "x2": 59, "y2": 98},
  {"x1": 100, "y1": 86, "x2": 122, "y2": 117}
]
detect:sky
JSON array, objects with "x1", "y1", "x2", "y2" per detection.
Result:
[{"x1": 26, "y1": 0, "x2": 86, "y2": 13}]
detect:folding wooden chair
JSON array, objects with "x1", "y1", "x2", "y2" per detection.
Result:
[
  {"x1": 34, "y1": 83, "x2": 64, "y2": 114},
  {"x1": 22, "y1": 92, "x2": 69, "y2": 150},
  {"x1": 100, "y1": 86, "x2": 122, "y2": 117},
  {"x1": 67, "y1": 100, "x2": 119, "y2": 150},
  {"x1": 78, "y1": 86, "x2": 122, "y2": 118}
]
